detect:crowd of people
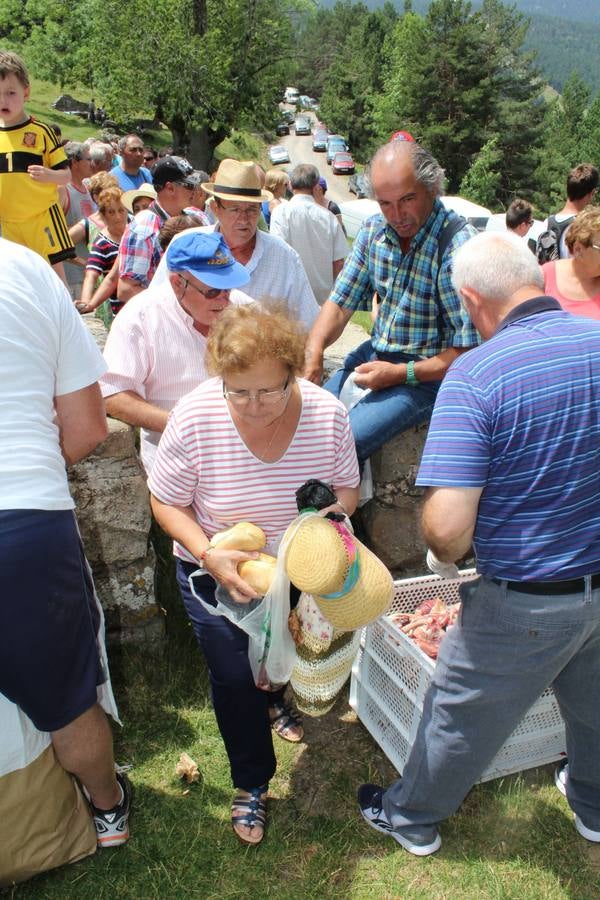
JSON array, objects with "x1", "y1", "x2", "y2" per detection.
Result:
[{"x1": 1, "y1": 46, "x2": 600, "y2": 882}]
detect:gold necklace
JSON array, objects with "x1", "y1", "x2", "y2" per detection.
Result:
[{"x1": 259, "y1": 408, "x2": 287, "y2": 460}]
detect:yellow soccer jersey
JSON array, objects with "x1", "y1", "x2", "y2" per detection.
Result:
[{"x1": 0, "y1": 117, "x2": 68, "y2": 222}]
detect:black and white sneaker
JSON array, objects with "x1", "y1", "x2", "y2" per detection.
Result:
[
  {"x1": 357, "y1": 783, "x2": 441, "y2": 857},
  {"x1": 91, "y1": 772, "x2": 132, "y2": 848}
]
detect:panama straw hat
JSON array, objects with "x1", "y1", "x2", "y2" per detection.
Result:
[
  {"x1": 284, "y1": 514, "x2": 394, "y2": 631},
  {"x1": 202, "y1": 159, "x2": 273, "y2": 203},
  {"x1": 120, "y1": 183, "x2": 157, "y2": 212}
]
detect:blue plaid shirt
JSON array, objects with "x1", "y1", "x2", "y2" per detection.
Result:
[{"x1": 331, "y1": 199, "x2": 479, "y2": 356}]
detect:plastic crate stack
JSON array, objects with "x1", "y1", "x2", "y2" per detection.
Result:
[{"x1": 350, "y1": 570, "x2": 567, "y2": 783}]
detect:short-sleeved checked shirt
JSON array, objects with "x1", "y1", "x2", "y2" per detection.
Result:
[
  {"x1": 331, "y1": 199, "x2": 479, "y2": 356},
  {"x1": 118, "y1": 201, "x2": 168, "y2": 286}
]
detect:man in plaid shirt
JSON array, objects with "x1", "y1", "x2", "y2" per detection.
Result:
[
  {"x1": 305, "y1": 141, "x2": 478, "y2": 465},
  {"x1": 117, "y1": 156, "x2": 199, "y2": 303}
]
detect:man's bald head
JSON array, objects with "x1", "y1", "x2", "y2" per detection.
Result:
[{"x1": 368, "y1": 141, "x2": 445, "y2": 241}]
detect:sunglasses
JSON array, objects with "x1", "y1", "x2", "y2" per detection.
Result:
[{"x1": 180, "y1": 277, "x2": 227, "y2": 300}]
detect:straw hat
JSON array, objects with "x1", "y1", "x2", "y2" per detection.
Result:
[
  {"x1": 120, "y1": 183, "x2": 157, "y2": 212},
  {"x1": 284, "y1": 514, "x2": 393, "y2": 631},
  {"x1": 202, "y1": 159, "x2": 273, "y2": 203}
]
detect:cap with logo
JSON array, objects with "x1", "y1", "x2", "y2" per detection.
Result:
[
  {"x1": 152, "y1": 155, "x2": 199, "y2": 190},
  {"x1": 166, "y1": 231, "x2": 250, "y2": 290}
]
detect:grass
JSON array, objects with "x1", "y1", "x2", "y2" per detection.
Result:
[
  {"x1": 351, "y1": 311, "x2": 374, "y2": 335},
  {"x1": 8, "y1": 566, "x2": 600, "y2": 899},
  {"x1": 26, "y1": 76, "x2": 171, "y2": 149}
]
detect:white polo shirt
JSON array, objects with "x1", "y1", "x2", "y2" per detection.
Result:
[
  {"x1": 151, "y1": 225, "x2": 320, "y2": 328},
  {"x1": 100, "y1": 279, "x2": 252, "y2": 474},
  {"x1": 269, "y1": 194, "x2": 348, "y2": 304}
]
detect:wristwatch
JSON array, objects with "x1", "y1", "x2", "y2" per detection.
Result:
[{"x1": 405, "y1": 360, "x2": 420, "y2": 386}]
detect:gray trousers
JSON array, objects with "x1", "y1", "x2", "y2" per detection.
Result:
[{"x1": 383, "y1": 576, "x2": 600, "y2": 831}]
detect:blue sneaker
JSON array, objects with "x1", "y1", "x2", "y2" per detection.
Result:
[{"x1": 357, "y1": 783, "x2": 441, "y2": 856}]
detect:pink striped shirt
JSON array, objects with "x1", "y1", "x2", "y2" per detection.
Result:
[{"x1": 148, "y1": 378, "x2": 360, "y2": 562}]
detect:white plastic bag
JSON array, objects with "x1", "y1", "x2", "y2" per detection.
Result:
[
  {"x1": 187, "y1": 516, "x2": 309, "y2": 690},
  {"x1": 338, "y1": 372, "x2": 373, "y2": 505}
]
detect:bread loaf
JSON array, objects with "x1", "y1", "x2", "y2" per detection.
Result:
[
  {"x1": 209, "y1": 522, "x2": 266, "y2": 552},
  {"x1": 238, "y1": 553, "x2": 277, "y2": 596}
]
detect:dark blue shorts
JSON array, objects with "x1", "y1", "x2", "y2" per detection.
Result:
[{"x1": 0, "y1": 509, "x2": 105, "y2": 732}]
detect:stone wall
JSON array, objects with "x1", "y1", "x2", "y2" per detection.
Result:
[
  {"x1": 359, "y1": 427, "x2": 429, "y2": 577},
  {"x1": 68, "y1": 317, "x2": 163, "y2": 644}
]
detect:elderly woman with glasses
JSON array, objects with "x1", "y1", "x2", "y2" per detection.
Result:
[
  {"x1": 149, "y1": 303, "x2": 359, "y2": 845},
  {"x1": 541, "y1": 205, "x2": 600, "y2": 320}
]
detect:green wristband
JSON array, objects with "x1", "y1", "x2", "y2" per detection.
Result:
[{"x1": 405, "y1": 360, "x2": 420, "y2": 386}]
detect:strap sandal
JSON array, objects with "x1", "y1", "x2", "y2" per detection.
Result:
[
  {"x1": 269, "y1": 700, "x2": 304, "y2": 743},
  {"x1": 231, "y1": 785, "x2": 268, "y2": 845}
]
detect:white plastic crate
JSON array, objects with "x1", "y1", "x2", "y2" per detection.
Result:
[{"x1": 350, "y1": 570, "x2": 566, "y2": 782}]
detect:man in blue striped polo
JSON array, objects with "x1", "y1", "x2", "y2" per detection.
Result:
[{"x1": 358, "y1": 231, "x2": 600, "y2": 856}]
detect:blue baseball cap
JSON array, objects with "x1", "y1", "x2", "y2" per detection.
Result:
[
  {"x1": 166, "y1": 231, "x2": 250, "y2": 290},
  {"x1": 318, "y1": 176, "x2": 328, "y2": 191}
]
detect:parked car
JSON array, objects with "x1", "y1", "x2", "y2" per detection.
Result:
[
  {"x1": 312, "y1": 129, "x2": 328, "y2": 152},
  {"x1": 294, "y1": 116, "x2": 311, "y2": 135},
  {"x1": 280, "y1": 109, "x2": 295, "y2": 123},
  {"x1": 439, "y1": 196, "x2": 491, "y2": 232},
  {"x1": 275, "y1": 121, "x2": 290, "y2": 136},
  {"x1": 284, "y1": 87, "x2": 300, "y2": 104},
  {"x1": 339, "y1": 199, "x2": 380, "y2": 239},
  {"x1": 326, "y1": 137, "x2": 347, "y2": 165},
  {"x1": 332, "y1": 152, "x2": 355, "y2": 175},
  {"x1": 268, "y1": 144, "x2": 290, "y2": 165},
  {"x1": 348, "y1": 173, "x2": 368, "y2": 198}
]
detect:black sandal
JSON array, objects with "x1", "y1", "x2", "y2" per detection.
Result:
[
  {"x1": 231, "y1": 785, "x2": 268, "y2": 845},
  {"x1": 269, "y1": 701, "x2": 304, "y2": 743}
]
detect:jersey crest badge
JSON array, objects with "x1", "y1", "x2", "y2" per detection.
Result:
[{"x1": 22, "y1": 132, "x2": 37, "y2": 148}]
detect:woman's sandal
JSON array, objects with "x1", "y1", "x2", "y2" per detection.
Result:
[
  {"x1": 269, "y1": 700, "x2": 304, "y2": 743},
  {"x1": 231, "y1": 785, "x2": 268, "y2": 845}
]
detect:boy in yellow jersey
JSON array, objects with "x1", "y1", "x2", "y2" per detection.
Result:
[{"x1": 0, "y1": 51, "x2": 74, "y2": 279}]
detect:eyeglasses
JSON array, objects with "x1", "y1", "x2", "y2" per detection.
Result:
[
  {"x1": 219, "y1": 203, "x2": 262, "y2": 218},
  {"x1": 180, "y1": 277, "x2": 227, "y2": 300},
  {"x1": 143, "y1": 156, "x2": 155, "y2": 162},
  {"x1": 223, "y1": 377, "x2": 290, "y2": 406}
]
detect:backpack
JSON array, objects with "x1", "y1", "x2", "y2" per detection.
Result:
[
  {"x1": 437, "y1": 214, "x2": 468, "y2": 269},
  {"x1": 535, "y1": 214, "x2": 575, "y2": 264}
]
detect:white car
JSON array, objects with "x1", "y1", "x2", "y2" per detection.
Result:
[
  {"x1": 268, "y1": 145, "x2": 290, "y2": 165},
  {"x1": 439, "y1": 196, "x2": 491, "y2": 231}
]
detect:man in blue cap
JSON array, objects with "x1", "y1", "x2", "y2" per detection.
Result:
[{"x1": 100, "y1": 231, "x2": 252, "y2": 474}]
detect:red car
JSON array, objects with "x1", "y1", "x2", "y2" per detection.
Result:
[{"x1": 332, "y1": 151, "x2": 355, "y2": 175}]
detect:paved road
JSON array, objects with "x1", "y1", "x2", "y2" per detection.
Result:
[{"x1": 275, "y1": 107, "x2": 354, "y2": 207}]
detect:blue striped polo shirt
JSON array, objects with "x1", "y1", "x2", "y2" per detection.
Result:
[{"x1": 417, "y1": 297, "x2": 600, "y2": 580}]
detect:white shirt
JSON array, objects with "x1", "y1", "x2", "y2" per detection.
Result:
[
  {"x1": 0, "y1": 239, "x2": 107, "y2": 510},
  {"x1": 100, "y1": 279, "x2": 252, "y2": 474},
  {"x1": 151, "y1": 225, "x2": 320, "y2": 329},
  {"x1": 269, "y1": 194, "x2": 348, "y2": 304}
]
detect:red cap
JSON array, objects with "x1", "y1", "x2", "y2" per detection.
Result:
[{"x1": 389, "y1": 130, "x2": 415, "y2": 143}]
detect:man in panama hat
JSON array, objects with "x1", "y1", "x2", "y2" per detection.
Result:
[{"x1": 151, "y1": 159, "x2": 320, "y2": 329}]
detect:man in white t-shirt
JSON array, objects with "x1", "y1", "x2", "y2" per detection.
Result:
[
  {"x1": 0, "y1": 238, "x2": 131, "y2": 848},
  {"x1": 270, "y1": 163, "x2": 347, "y2": 304},
  {"x1": 151, "y1": 159, "x2": 320, "y2": 329},
  {"x1": 101, "y1": 230, "x2": 253, "y2": 474}
]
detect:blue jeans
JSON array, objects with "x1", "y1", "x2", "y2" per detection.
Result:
[
  {"x1": 324, "y1": 340, "x2": 440, "y2": 464},
  {"x1": 383, "y1": 576, "x2": 600, "y2": 831},
  {"x1": 176, "y1": 560, "x2": 285, "y2": 791}
]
